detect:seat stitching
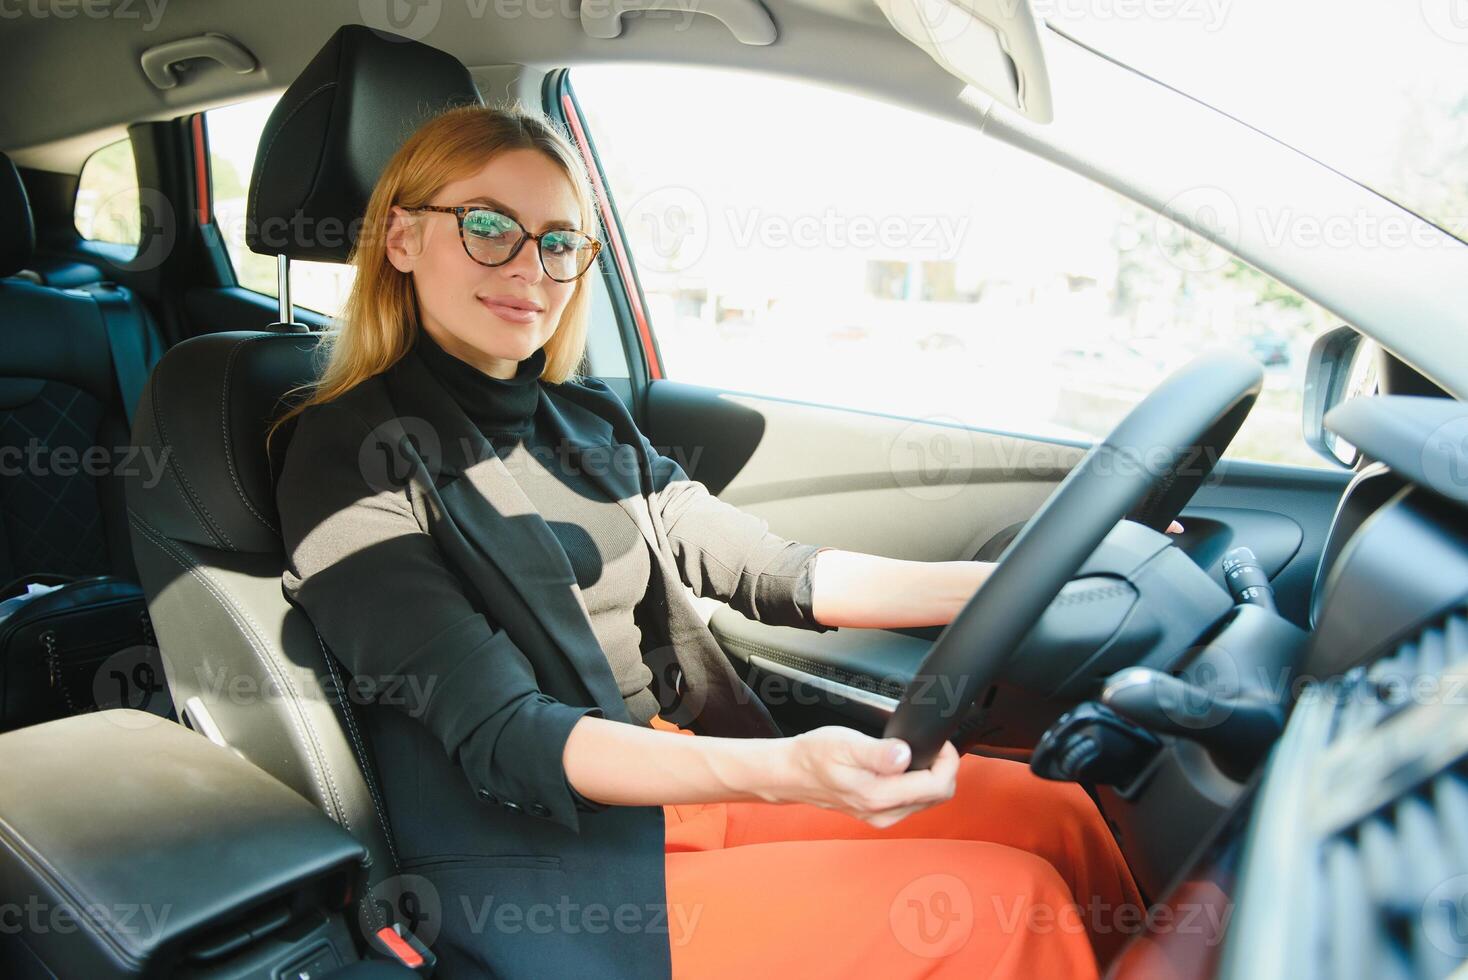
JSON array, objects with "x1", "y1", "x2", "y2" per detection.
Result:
[
  {"x1": 148, "y1": 367, "x2": 232, "y2": 549},
  {"x1": 220, "y1": 334, "x2": 281, "y2": 534},
  {"x1": 126, "y1": 511, "x2": 349, "y2": 832},
  {"x1": 247, "y1": 82, "x2": 336, "y2": 233},
  {"x1": 316, "y1": 628, "x2": 402, "y2": 872}
]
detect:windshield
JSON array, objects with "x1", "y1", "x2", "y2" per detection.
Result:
[{"x1": 1044, "y1": 0, "x2": 1468, "y2": 243}]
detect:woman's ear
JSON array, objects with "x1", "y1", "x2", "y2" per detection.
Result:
[{"x1": 385, "y1": 206, "x2": 421, "y2": 273}]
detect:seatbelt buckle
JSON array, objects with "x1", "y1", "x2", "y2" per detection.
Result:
[{"x1": 369, "y1": 923, "x2": 437, "y2": 976}]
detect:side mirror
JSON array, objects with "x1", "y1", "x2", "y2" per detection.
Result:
[{"x1": 1302, "y1": 326, "x2": 1379, "y2": 467}]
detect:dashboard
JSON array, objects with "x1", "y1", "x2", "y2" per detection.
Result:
[{"x1": 1112, "y1": 395, "x2": 1468, "y2": 979}]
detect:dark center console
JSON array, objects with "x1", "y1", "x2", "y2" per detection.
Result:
[{"x1": 0, "y1": 710, "x2": 417, "y2": 979}]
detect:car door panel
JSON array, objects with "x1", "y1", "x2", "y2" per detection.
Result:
[{"x1": 646, "y1": 378, "x2": 1349, "y2": 737}]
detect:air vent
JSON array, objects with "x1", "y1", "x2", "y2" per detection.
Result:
[
  {"x1": 1319, "y1": 766, "x2": 1468, "y2": 979},
  {"x1": 1313, "y1": 608, "x2": 1468, "y2": 980},
  {"x1": 1327, "y1": 610, "x2": 1468, "y2": 741}
]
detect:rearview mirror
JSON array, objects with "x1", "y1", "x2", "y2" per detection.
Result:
[{"x1": 1302, "y1": 326, "x2": 1379, "y2": 468}]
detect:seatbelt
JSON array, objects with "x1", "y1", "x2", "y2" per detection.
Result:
[{"x1": 82, "y1": 283, "x2": 151, "y2": 429}]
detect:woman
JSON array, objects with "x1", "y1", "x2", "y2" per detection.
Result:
[{"x1": 272, "y1": 104, "x2": 1142, "y2": 979}]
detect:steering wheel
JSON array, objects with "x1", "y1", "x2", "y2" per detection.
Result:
[{"x1": 884, "y1": 349, "x2": 1264, "y2": 767}]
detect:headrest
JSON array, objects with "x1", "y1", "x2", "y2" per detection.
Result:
[
  {"x1": 1, "y1": 153, "x2": 36, "y2": 278},
  {"x1": 127, "y1": 331, "x2": 323, "y2": 554},
  {"x1": 246, "y1": 25, "x2": 483, "y2": 264}
]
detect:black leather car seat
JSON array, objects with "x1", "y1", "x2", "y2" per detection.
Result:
[
  {"x1": 0, "y1": 152, "x2": 164, "y2": 593},
  {"x1": 123, "y1": 24, "x2": 484, "y2": 954}
]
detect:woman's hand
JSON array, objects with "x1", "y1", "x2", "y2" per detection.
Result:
[
  {"x1": 759, "y1": 727, "x2": 961, "y2": 828},
  {"x1": 809, "y1": 522, "x2": 1184, "y2": 630}
]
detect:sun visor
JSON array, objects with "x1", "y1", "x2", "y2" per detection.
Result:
[{"x1": 874, "y1": 0, "x2": 1052, "y2": 123}]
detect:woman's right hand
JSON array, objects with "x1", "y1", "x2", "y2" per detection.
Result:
[{"x1": 763, "y1": 726, "x2": 962, "y2": 828}]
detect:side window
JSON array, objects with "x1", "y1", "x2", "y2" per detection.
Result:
[
  {"x1": 74, "y1": 137, "x2": 140, "y2": 249},
  {"x1": 572, "y1": 65, "x2": 1337, "y2": 468},
  {"x1": 204, "y1": 96, "x2": 357, "y2": 317}
]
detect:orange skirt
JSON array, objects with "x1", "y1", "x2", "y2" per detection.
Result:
[{"x1": 650, "y1": 713, "x2": 1141, "y2": 979}]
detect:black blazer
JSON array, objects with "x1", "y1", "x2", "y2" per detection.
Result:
[{"x1": 276, "y1": 346, "x2": 832, "y2": 978}]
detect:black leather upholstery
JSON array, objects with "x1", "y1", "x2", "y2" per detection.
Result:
[
  {"x1": 0, "y1": 709, "x2": 369, "y2": 977},
  {"x1": 0, "y1": 153, "x2": 35, "y2": 278},
  {"x1": 125, "y1": 327, "x2": 413, "y2": 941},
  {"x1": 24, "y1": 258, "x2": 107, "y2": 289},
  {"x1": 125, "y1": 26, "x2": 489, "y2": 959},
  {"x1": 0, "y1": 152, "x2": 163, "y2": 588},
  {"x1": 246, "y1": 24, "x2": 482, "y2": 262}
]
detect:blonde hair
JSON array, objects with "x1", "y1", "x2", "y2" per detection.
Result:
[{"x1": 265, "y1": 103, "x2": 600, "y2": 453}]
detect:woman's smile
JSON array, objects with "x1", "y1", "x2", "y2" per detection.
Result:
[{"x1": 479, "y1": 293, "x2": 544, "y2": 324}]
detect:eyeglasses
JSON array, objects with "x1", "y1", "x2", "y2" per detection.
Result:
[{"x1": 402, "y1": 205, "x2": 602, "y2": 283}]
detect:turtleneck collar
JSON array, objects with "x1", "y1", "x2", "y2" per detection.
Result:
[{"x1": 411, "y1": 327, "x2": 546, "y2": 438}]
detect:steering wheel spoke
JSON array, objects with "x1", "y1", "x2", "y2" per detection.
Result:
[{"x1": 886, "y1": 350, "x2": 1264, "y2": 767}]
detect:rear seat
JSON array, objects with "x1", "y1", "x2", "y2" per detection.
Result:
[
  {"x1": 9, "y1": 259, "x2": 105, "y2": 290},
  {"x1": 0, "y1": 151, "x2": 165, "y2": 595}
]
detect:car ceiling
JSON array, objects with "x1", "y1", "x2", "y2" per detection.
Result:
[{"x1": 1, "y1": 0, "x2": 962, "y2": 172}]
